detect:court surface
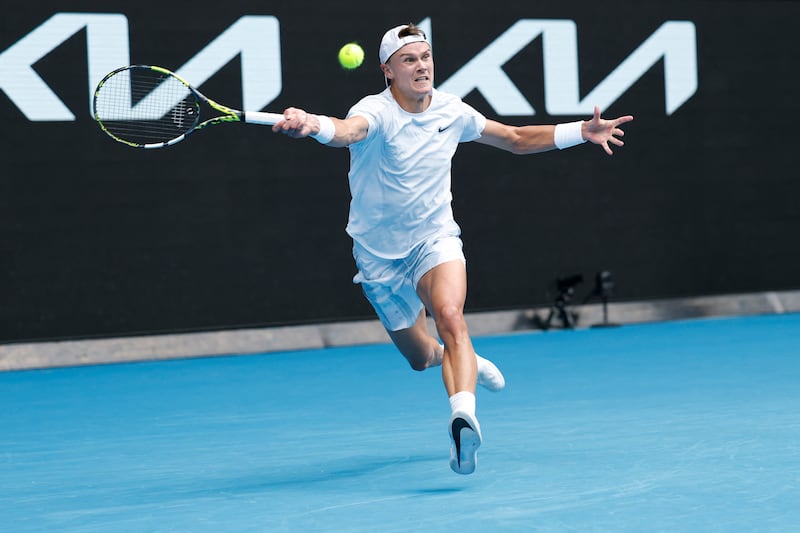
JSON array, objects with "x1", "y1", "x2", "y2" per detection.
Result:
[{"x1": 1, "y1": 313, "x2": 798, "y2": 532}]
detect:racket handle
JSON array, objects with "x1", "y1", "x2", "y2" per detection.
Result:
[{"x1": 244, "y1": 111, "x2": 284, "y2": 125}]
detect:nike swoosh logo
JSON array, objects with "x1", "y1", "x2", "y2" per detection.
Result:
[
  {"x1": 451, "y1": 417, "x2": 471, "y2": 467},
  {"x1": 438, "y1": 124, "x2": 454, "y2": 132}
]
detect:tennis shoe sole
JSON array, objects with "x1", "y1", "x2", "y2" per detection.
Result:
[{"x1": 449, "y1": 411, "x2": 482, "y2": 475}]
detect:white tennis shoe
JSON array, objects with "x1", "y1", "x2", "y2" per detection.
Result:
[
  {"x1": 476, "y1": 354, "x2": 506, "y2": 392},
  {"x1": 449, "y1": 410, "x2": 483, "y2": 475}
]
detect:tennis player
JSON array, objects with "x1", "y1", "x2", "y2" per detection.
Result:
[{"x1": 273, "y1": 23, "x2": 633, "y2": 475}]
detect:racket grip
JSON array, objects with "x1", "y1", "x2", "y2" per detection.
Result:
[{"x1": 244, "y1": 111, "x2": 284, "y2": 125}]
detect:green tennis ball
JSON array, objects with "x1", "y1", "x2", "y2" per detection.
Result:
[{"x1": 338, "y1": 43, "x2": 365, "y2": 70}]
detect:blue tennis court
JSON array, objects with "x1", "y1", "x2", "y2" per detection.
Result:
[{"x1": 1, "y1": 313, "x2": 798, "y2": 531}]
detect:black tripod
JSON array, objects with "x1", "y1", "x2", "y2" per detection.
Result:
[{"x1": 533, "y1": 274, "x2": 583, "y2": 330}]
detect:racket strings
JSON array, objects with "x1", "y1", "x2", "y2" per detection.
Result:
[{"x1": 95, "y1": 67, "x2": 199, "y2": 146}]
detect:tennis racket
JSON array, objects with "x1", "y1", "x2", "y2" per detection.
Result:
[{"x1": 93, "y1": 65, "x2": 283, "y2": 149}]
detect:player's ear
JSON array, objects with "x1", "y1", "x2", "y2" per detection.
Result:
[{"x1": 380, "y1": 63, "x2": 393, "y2": 80}]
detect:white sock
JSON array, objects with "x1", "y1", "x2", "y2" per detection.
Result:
[{"x1": 449, "y1": 391, "x2": 476, "y2": 417}]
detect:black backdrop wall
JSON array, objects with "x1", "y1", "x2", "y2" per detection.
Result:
[{"x1": 2, "y1": 1, "x2": 799, "y2": 343}]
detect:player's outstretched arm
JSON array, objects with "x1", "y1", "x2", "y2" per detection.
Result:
[
  {"x1": 271, "y1": 107, "x2": 368, "y2": 147},
  {"x1": 476, "y1": 106, "x2": 633, "y2": 156}
]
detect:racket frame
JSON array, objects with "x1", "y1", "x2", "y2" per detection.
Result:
[{"x1": 93, "y1": 65, "x2": 283, "y2": 149}]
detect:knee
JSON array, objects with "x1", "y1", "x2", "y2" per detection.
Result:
[
  {"x1": 404, "y1": 348, "x2": 434, "y2": 372},
  {"x1": 407, "y1": 358, "x2": 428, "y2": 372},
  {"x1": 435, "y1": 304, "x2": 467, "y2": 337}
]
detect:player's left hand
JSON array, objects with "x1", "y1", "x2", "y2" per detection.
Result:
[{"x1": 583, "y1": 106, "x2": 634, "y2": 155}]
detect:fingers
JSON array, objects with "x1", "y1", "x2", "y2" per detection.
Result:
[
  {"x1": 271, "y1": 107, "x2": 311, "y2": 137},
  {"x1": 601, "y1": 129, "x2": 626, "y2": 155},
  {"x1": 591, "y1": 105, "x2": 633, "y2": 124},
  {"x1": 614, "y1": 115, "x2": 635, "y2": 126}
]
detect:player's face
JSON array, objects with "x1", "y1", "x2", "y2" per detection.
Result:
[{"x1": 384, "y1": 42, "x2": 434, "y2": 103}]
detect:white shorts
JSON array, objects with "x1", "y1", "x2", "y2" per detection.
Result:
[{"x1": 352, "y1": 235, "x2": 466, "y2": 332}]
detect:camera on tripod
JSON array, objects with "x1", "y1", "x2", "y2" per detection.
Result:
[
  {"x1": 533, "y1": 273, "x2": 584, "y2": 331},
  {"x1": 557, "y1": 274, "x2": 584, "y2": 294},
  {"x1": 532, "y1": 270, "x2": 619, "y2": 331}
]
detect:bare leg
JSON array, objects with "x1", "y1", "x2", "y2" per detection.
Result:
[
  {"x1": 386, "y1": 260, "x2": 504, "y2": 395},
  {"x1": 384, "y1": 260, "x2": 476, "y2": 394},
  {"x1": 415, "y1": 260, "x2": 476, "y2": 396}
]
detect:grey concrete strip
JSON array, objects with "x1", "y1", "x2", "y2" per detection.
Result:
[{"x1": 1, "y1": 290, "x2": 798, "y2": 372}]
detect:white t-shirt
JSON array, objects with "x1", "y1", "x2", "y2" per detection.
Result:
[{"x1": 345, "y1": 87, "x2": 487, "y2": 259}]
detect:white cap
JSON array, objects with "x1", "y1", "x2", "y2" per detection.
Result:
[{"x1": 379, "y1": 24, "x2": 430, "y2": 64}]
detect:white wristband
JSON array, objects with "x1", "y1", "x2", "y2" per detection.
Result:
[
  {"x1": 310, "y1": 114, "x2": 335, "y2": 144},
  {"x1": 554, "y1": 121, "x2": 586, "y2": 150}
]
